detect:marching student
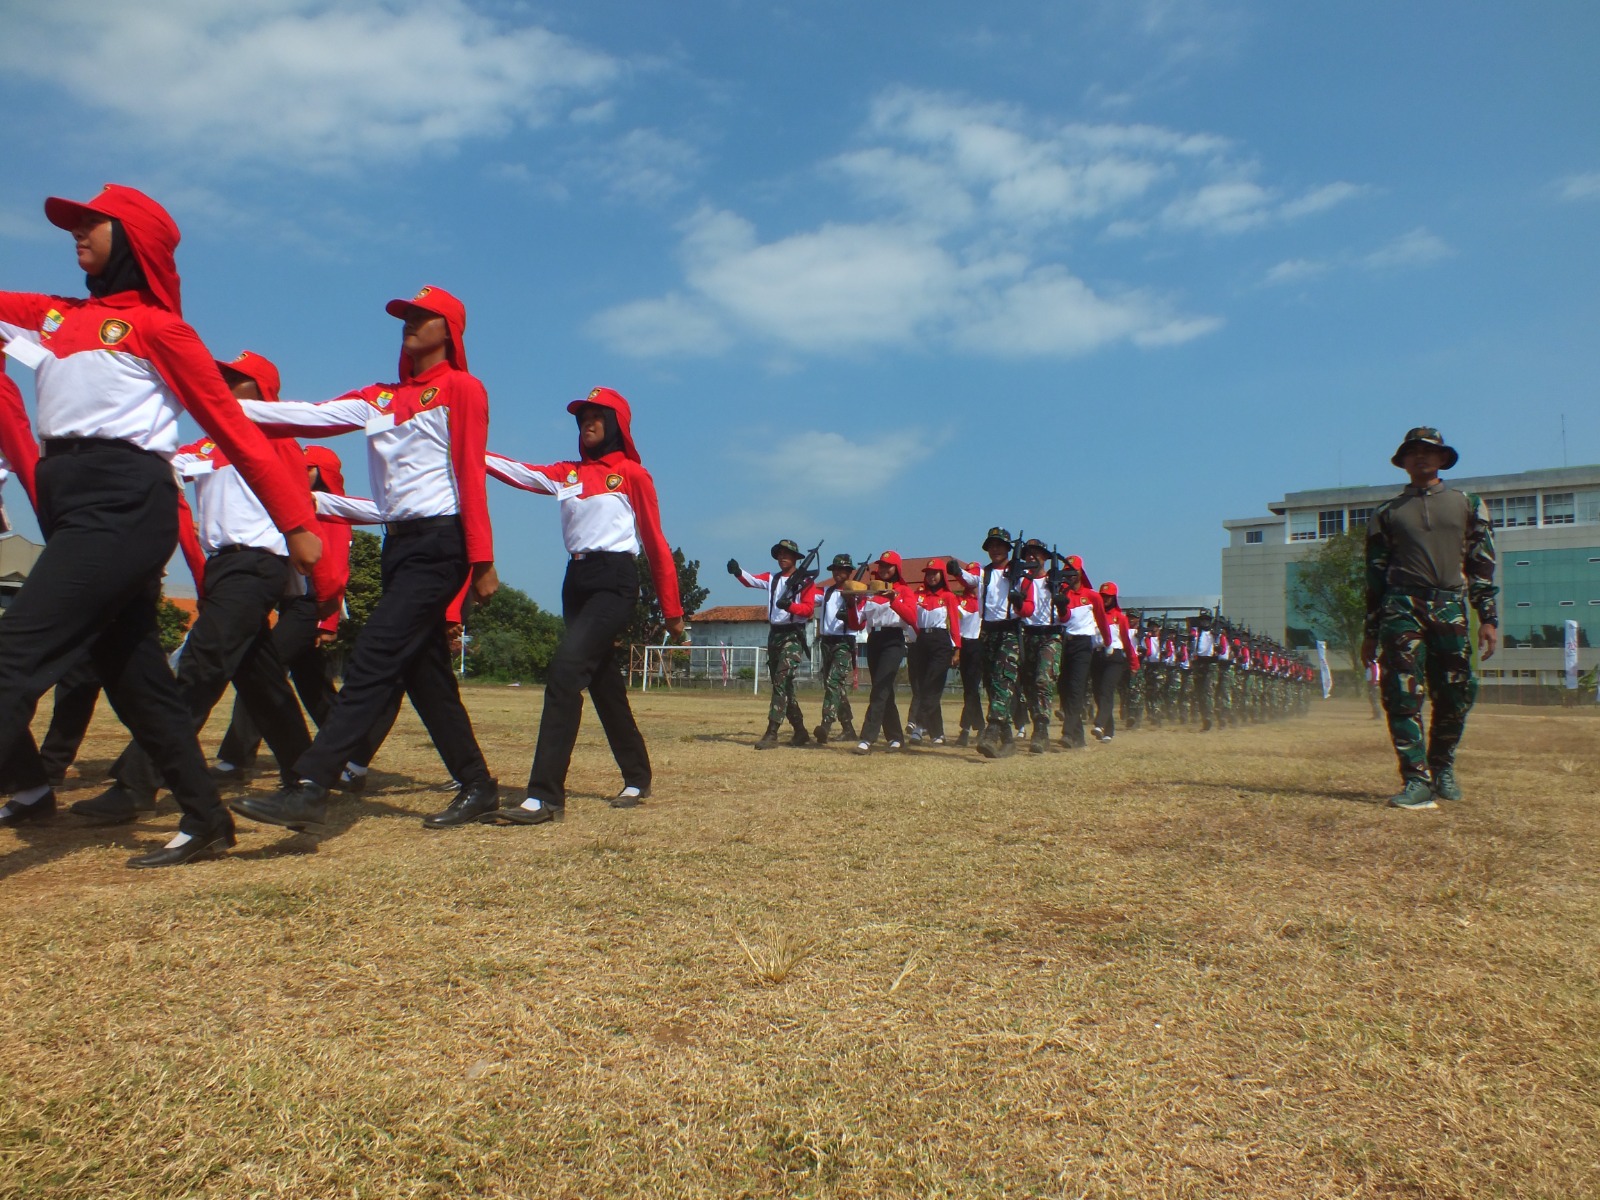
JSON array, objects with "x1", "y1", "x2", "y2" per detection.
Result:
[
  {"x1": 1055, "y1": 558, "x2": 1110, "y2": 749},
  {"x1": 851, "y1": 552, "x2": 919, "y2": 754},
  {"x1": 1191, "y1": 610, "x2": 1217, "y2": 732},
  {"x1": 731, "y1": 538, "x2": 818, "y2": 749},
  {"x1": 812, "y1": 553, "x2": 860, "y2": 746},
  {"x1": 70, "y1": 350, "x2": 326, "y2": 825},
  {"x1": 950, "y1": 528, "x2": 1023, "y2": 759},
  {"x1": 952, "y1": 570, "x2": 985, "y2": 747},
  {"x1": 1137, "y1": 616, "x2": 1164, "y2": 729},
  {"x1": 228, "y1": 285, "x2": 499, "y2": 833},
  {"x1": 1090, "y1": 582, "x2": 1140, "y2": 742},
  {"x1": 480, "y1": 387, "x2": 685, "y2": 824},
  {"x1": 0, "y1": 185, "x2": 320, "y2": 865},
  {"x1": 906, "y1": 561, "x2": 961, "y2": 744},
  {"x1": 1014, "y1": 540, "x2": 1062, "y2": 754}
]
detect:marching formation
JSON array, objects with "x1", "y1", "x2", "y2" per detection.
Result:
[{"x1": 732, "y1": 531, "x2": 1314, "y2": 759}]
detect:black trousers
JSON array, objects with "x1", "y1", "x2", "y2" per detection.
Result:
[
  {"x1": 218, "y1": 594, "x2": 335, "y2": 767},
  {"x1": 113, "y1": 549, "x2": 312, "y2": 799},
  {"x1": 1092, "y1": 652, "x2": 1127, "y2": 736},
  {"x1": 958, "y1": 637, "x2": 984, "y2": 732},
  {"x1": 0, "y1": 444, "x2": 227, "y2": 837},
  {"x1": 526, "y1": 552, "x2": 649, "y2": 807},
  {"x1": 1057, "y1": 634, "x2": 1095, "y2": 748},
  {"x1": 860, "y1": 629, "x2": 906, "y2": 745},
  {"x1": 0, "y1": 656, "x2": 101, "y2": 792},
  {"x1": 295, "y1": 520, "x2": 489, "y2": 790},
  {"x1": 906, "y1": 635, "x2": 953, "y2": 738}
]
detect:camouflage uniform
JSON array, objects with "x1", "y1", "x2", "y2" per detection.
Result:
[
  {"x1": 1365, "y1": 481, "x2": 1497, "y2": 784},
  {"x1": 982, "y1": 626, "x2": 1021, "y2": 731},
  {"x1": 817, "y1": 637, "x2": 857, "y2": 731},
  {"x1": 765, "y1": 625, "x2": 807, "y2": 728},
  {"x1": 1019, "y1": 630, "x2": 1063, "y2": 729}
]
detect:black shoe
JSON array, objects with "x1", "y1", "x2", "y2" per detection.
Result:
[
  {"x1": 840, "y1": 723, "x2": 858, "y2": 741},
  {"x1": 610, "y1": 785, "x2": 650, "y2": 809},
  {"x1": 334, "y1": 770, "x2": 368, "y2": 795},
  {"x1": 753, "y1": 722, "x2": 781, "y2": 750},
  {"x1": 0, "y1": 791, "x2": 56, "y2": 827},
  {"x1": 230, "y1": 782, "x2": 329, "y2": 832},
  {"x1": 70, "y1": 785, "x2": 156, "y2": 826},
  {"x1": 956, "y1": 729, "x2": 971, "y2": 748},
  {"x1": 790, "y1": 724, "x2": 811, "y2": 747},
  {"x1": 210, "y1": 763, "x2": 248, "y2": 783},
  {"x1": 813, "y1": 724, "x2": 831, "y2": 746},
  {"x1": 489, "y1": 801, "x2": 564, "y2": 825},
  {"x1": 423, "y1": 779, "x2": 500, "y2": 828},
  {"x1": 127, "y1": 825, "x2": 236, "y2": 869}
]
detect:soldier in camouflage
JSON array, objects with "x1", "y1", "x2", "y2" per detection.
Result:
[
  {"x1": 812, "y1": 554, "x2": 859, "y2": 745},
  {"x1": 731, "y1": 538, "x2": 818, "y2": 749},
  {"x1": 1361, "y1": 428, "x2": 1498, "y2": 810}
]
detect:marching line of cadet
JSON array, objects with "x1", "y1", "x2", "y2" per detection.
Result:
[{"x1": 733, "y1": 532, "x2": 1314, "y2": 759}]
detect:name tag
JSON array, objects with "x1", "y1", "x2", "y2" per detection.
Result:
[
  {"x1": 556, "y1": 483, "x2": 582, "y2": 500},
  {"x1": 2, "y1": 338, "x2": 49, "y2": 370},
  {"x1": 365, "y1": 414, "x2": 396, "y2": 436},
  {"x1": 178, "y1": 460, "x2": 215, "y2": 479}
]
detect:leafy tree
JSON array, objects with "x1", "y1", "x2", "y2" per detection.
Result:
[
  {"x1": 333, "y1": 531, "x2": 384, "y2": 656},
  {"x1": 157, "y1": 595, "x2": 192, "y2": 652},
  {"x1": 464, "y1": 585, "x2": 564, "y2": 681},
  {"x1": 624, "y1": 547, "x2": 708, "y2": 647},
  {"x1": 1293, "y1": 529, "x2": 1367, "y2": 671}
]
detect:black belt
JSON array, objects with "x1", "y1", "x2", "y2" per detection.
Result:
[
  {"x1": 1023, "y1": 625, "x2": 1059, "y2": 637},
  {"x1": 820, "y1": 634, "x2": 853, "y2": 644},
  {"x1": 383, "y1": 515, "x2": 460, "y2": 537},
  {"x1": 43, "y1": 437, "x2": 158, "y2": 458},
  {"x1": 1386, "y1": 584, "x2": 1464, "y2": 602},
  {"x1": 570, "y1": 549, "x2": 631, "y2": 560},
  {"x1": 982, "y1": 619, "x2": 1019, "y2": 632},
  {"x1": 211, "y1": 544, "x2": 276, "y2": 557}
]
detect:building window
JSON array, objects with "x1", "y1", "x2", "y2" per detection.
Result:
[
  {"x1": 1288, "y1": 511, "x2": 1317, "y2": 542},
  {"x1": 1541, "y1": 492, "x2": 1575, "y2": 525},
  {"x1": 1245, "y1": 530, "x2": 1263, "y2": 544},
  {"x1": 1318, "y1": 510, "x2": 1344, "y2": 538},
  {"x1": 1576, "y1": 490, "x2": 1600, "y2": 525},
  {"x1": 1487, "y1": 495, "x2": 1537, "y2": 528},
  {"x1": 1347, "y1": 507, "x2": 1374, "y2": 530}
]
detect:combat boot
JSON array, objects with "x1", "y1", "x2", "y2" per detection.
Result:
[
  {"x1": 955, "y1": 729, "x2": 971, "y2": 748},
  {"x1": 753, "y1": 722, "x2": 781, "y2": 750},
  {"x1": 1030, "y1": 720, "x2": 1050, "y2": 755},
  {"x1": 841, "y1": 720, "x2": 858, "y2": 741},
  {"x1": 1431, "y1": 765, "x2": 1463, "y2": 802},
  {"x1": 1387, "y1": 778, "x2": 1437, "y2": 810},
  {"x1": 813, "y1": 722, "x2": 832, "y2": 746},
  {"x1": 789, "y1": 721, "x2": 811, "y2": 747}
]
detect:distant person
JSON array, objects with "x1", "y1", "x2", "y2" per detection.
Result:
[
  {"x1": 731, "y1": 538, "x2": 818, "y2": 749},
  {"x1": 811, "y1": 554, "x2": 860, "y2": 747},
  {"x1": 1360, "y1": 427, "x2": 1498, "y2": 810}
]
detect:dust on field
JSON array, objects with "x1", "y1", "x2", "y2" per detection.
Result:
[{"x1": 1, "y1": 692, "x2": 1596, "y2": 1199}]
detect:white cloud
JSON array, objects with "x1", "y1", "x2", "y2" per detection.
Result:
[
  {"x1": 0, "y1": 0, "x2": 618, "y2": 170},
  {"x1": 587, "y1": 293, "x2": 732, "y2": 359},
  {"x1": 1261, "y1": 258, "x2": 1329, "y2": 286},
  {"x1": 1162, "y1": 180, "x2": 1274, "y2": 233},
  {"x1": 1554, "y1": 172, "x2": 1600, "y2": 202},
  {"x1": 776, "y1": 430, "x2": 940, "y2": 494},
  {"x1": 1279, "y1": 181, "x2": 1369, "y2": 219},
  {"x1": 1361, "y1": 228, "x2": 1454, "y2": 270},
  {"x1": 954, "y1": 268, "x2": 1220, "y2": 356},
  {"x1": 585, "y1": 129, "x2": 702, "y2": 203}
]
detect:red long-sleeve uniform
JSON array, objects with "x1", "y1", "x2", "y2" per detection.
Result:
[
  {"x1": 0, "y1": 366, "x2": 39, "y2": 509},
  {"x1": 1103, "y1": 608, "x2": 1141, "y2": 670},
  {"x1": 913, "y1": 587, "x2": 962, "y2": 648}
]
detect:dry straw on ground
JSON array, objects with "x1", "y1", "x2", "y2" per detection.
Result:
[{"x1": 1, "y1": 690, "x2": 1596, "y2": 1198}]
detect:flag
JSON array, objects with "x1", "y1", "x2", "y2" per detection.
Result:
[{"x1": 1316, "y1": 640, "x2": 1332, "y2": 699}]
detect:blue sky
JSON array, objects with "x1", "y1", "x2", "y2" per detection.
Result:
[{"x1": 2, "y1": 1, "x2": 1596, "y2": 614}]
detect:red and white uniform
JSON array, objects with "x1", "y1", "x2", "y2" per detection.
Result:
[
  {"x1": 1016, "y1": 574, "x2": 1057, "y2": 629},
  {"x1": 1103, "y1": 609, "x2": 1141, "y2": 669},
  {"x1": 0, "y1": 367, "x2": 39, "y2": 509},
  {"x1": 816, "y1": 585, "x2": 857, "y2": 637},
  {"x1": 1140, "y1": 628, "x2": 1161, "y2": 663},
  {"x1": 1058, "y1": 585, "x2": 1111, "y2": 643},
  {"x1": 854, "y1": 582, "x2": 918, "y2": 633},
  {"x1": 913, "y1": 587, "x2": 962, "y2": 648},
  {"x1": 956, "y1": 560, "x2": 1018, "y2": 622},
  {"x1": 302, "y1": 447, "x2": 352, "y2": 633},
  {"x1": 956, "y1": 590, "x2": 982, "y2": 640},
  {"x1": 736, "y1": 566, "x2": 816, "y2": 626}
]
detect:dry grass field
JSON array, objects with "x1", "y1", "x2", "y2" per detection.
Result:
[{"x1": 1, "y1": 687, "x2": 1596, "y2": 1199}]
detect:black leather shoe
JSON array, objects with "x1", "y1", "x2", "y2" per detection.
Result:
[
  {"x1": 488, "y1": 802, "x2": 564, "y2": 825},
  {"x1": 127, "y1": 825, "x2": 236, "y2": 869},
  {"x1": 423, "y1": 779, "x2": 499, "y2": 828},
  {"x1": 210, "y1": 763, "x2": 248, "y2": 783},
  {"x1": 333, "y1": 771, "x2": 368, "y2": 795},
  {"x1": 70, "y1": 785, "x2": 156, "y2": 826},
  {"x1": 230, "y1": 782, "x2": 329, "y2": 831},
  {"x1": 0, "y1": 791, "x2": 56, "y2": 827},
  {"x1": 609, "y1": 785, "x2": 650, "y2": 809}
]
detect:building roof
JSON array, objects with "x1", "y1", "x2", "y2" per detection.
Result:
[{"x1": 694, "y1": 605, "x2": 768, "y2": 623}]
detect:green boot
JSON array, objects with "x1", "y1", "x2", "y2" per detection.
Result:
[
  {"x1": 1431, "y1": 766, "x2": 1463, "y2": 802},
  {"x1": 1387, "y1": 778, "x2": 1438, "y2": 810}
]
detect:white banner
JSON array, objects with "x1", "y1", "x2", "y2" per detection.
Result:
[
  {"x1": 1564, "y1": 620, "x2": 1579, "y2": 689},
  {"x1": 1316, "y1": 640, "x2": 1333, "y2": 699}
]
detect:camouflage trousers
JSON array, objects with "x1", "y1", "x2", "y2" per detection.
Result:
[
  {"x1": 981, "y1": 624, "x2": 1021, "y2": 729},
  {"x1": 817, "y1": 637, "x2": 856, "y2": 729},
  {"x1": 1211, "y1": 661, "x2": 1232, "y2": 726},
  {"x1": 1121, "y1": 664, "x2": 1143, "y2": 728},
  {"x1": 1142, "y1": 664, "x2": 1167, "y2": 724},
  {"x1": 1168, "y1": 668, "x2": 1189, "y2": 722},
  {"x1": 1378, "y1": 592, "x2": 1477, "y2": 782},
  {"x1": 1192, "y1": 659, "x2": 1214, "y2": 724},
  {"x1": 1019, "y1": 631, "x2": 1063, "y2": 725},
  {"x1": 766, "y1": 626, "x2": 807, "y2": 727}
]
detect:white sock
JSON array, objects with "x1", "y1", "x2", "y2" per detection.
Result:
[
  {"x1": 12, "y1": 784, "x2": 51, "y2": 806},
  {"x1": 519, "y1": 797, "x2": 545, "y2": 812},
  {"x1": 214, "y1": 760, "x2": 237, "y2": 773},
  {"x1": 618, "y1": 786, "x2": 643, "y2": 799},
  {"x1": 164, "y1": 831, "x2": 194, "y2": 850},
  {"x1": 344, "y1": 762, "x2": 368, "y2": 777}
]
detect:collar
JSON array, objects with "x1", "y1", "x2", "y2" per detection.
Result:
[
  {"x1": 91, "y1": 290, "x2": 156, "y2": 309},
  {"x1": 1403, "y1": 479, "x2": 1446, "y2": 496},
  {"x1": 410, "y1": 360, "x2": 455, "y2": 384}
]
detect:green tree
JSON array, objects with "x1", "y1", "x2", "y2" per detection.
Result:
[
  {"x1": 157, "y1": 595, "x2": 192, "y2": 652},
  {"x1": 464, "y1": 585, "x2": 564, "y2": 681},
  {"x1": 333, "y1": 531, "x2": 384, "y2": 656},
  {"x1": 624, "y1": 547, "x2": 708, "y2": 647},
  {"x1": 1293, "y1": 529, "x2": 1367, "y2": 671}
]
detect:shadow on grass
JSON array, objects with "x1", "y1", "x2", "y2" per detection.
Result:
[{"x1": 1171, "y1": 778, "x2": 1387, "y2": 807}]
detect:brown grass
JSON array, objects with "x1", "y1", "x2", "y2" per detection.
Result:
[{"x1": 1, "y1": 691, "x2": 1596, "y2": 1199}]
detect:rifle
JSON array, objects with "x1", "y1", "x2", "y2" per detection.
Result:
[
  {"x1": 841, "y1": 551, "x2": 875, "y2": 594},
  {"x1": 1004, "y1": 528, "x2": 1028, "y2": 611},
  {"x1": 773, "y1": 539, "x2": 823, "y2": 611}
]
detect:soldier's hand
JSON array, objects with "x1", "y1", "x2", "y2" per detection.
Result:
[
  {"x1": 285, "y1": 527, "x2": 323, "y2": 575},
  {"x1": 1478, "y1": 624, "x2": 1498, "y2": 661},
  {"x1": 945, "y1": 557, "x2": 963, "y2": 578},
  {"x1": 727, "y1": 558, "x2": 741, "y2": 577},
  {"x1": 1360, "y1": 636, "x2": 1377, "y2": 666}
]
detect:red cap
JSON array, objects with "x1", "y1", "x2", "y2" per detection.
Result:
[
  {"x1": 215, "y1": 350, "x2": 281, "y2": 404},
  {"x1": 45, "y1": 184, "x2": 183, "y2": 315},
  {"x1": 303, "y1": 445, "x2": 345, "y2": 495},
  {"x1": 876, "y1": 551, "x2": 902, "y2": 568},
  {"x1": 566, "y1": 386, "x2": 640, "y2": 463},
  {"x1": 386, "y1": 284, "x2": 468, "y2": 377},
  {"x1": 1099, "y1": 581, "x2": 1118, "y2": 596},
  {"x1": 922, "y1": 560, "x2": 945, "y2": 579}
]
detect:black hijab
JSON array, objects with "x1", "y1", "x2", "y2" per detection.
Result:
[{"x1": 85, "y1": 219, "x2": 149, "y2": 299}]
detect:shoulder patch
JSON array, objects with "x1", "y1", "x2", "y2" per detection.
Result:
[
  {"x1": 605, "y1": 473, "x2": 623, "y2": 491},
  {"x1": 99, "y1": 319, "x2": 131, "y2": 346},
  {"x1": 41, "y1": 309, "x2": 65, "y2": 337},
  {"x1": 375, "y1": 390, "x2": 395, "y2": 410},
  {"x1": 419, "y1": 387, "x2": 439, "y2": 406}
]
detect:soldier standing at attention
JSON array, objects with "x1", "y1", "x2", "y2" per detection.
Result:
[
  {"x1": 732, "y1": 539, "x2": 817, "y2": 749},
  {"x1": 1361, "y1": 427, "x2": 1497, "y2": 810},
  {"x1": 812, "y1": 554, "x2": 859, "y2": 746}
]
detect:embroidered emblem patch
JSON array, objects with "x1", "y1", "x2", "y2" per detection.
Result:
[
  {"x1": 605, "y1": 473, "x2": 623, "y2": 491},
  {"x1": 99, "y1": 319, "x2": 131, "y2": 346},
  {"x1": 376, "y1": 390, "x2": 395, "y2": 410},
  {"x1": 200, "y1": 441, "x2": 216, "y2": 456},
  {"x1": 414, "y1": 286, "x2": 432, "y2": 300},
  {"x1": 588, "y1": 387, "x2": 601, "y2": 399},
  {"x1": 565, "y1": 470, "x2": 578, "y2": 485},
  {"x1": 42, "y1": 309, "x2": 64, "y2": 336},
  {"x1": 419, "y1": 387, "x2": 439, "y2": 406}
]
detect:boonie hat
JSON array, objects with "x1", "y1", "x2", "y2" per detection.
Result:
[
  {"x1": 982, "y1": 527, "x2": 1012, "y2": 551},
  {"x1": 1391, "y1": 426, "x2": 1458, "y2": 470},
  {"x1": 828, "y1": 553, "x2": 855, "y2": 571},
  {"x1": 771, "y1": 539, "x2": 801, "y2": 560}
]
